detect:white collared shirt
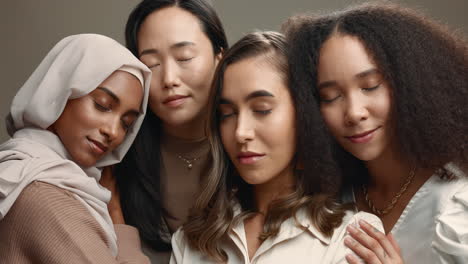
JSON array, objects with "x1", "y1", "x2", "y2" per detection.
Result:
[
  {"x1": 170, "y1": 209, "x2": 382, "y2": 263},
  {"x1": 342, "y1": 163, "x2": 468, "y2": 264}
]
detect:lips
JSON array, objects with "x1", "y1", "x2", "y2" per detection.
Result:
[
  {"x1": 345, "y1": 127, "x2": 381, "y2": 144},
  {"x1": 237, "y1": 151, "x2": 265, "y2": 165},
  {"x1": 87, "y1": 137, "x2": 108, "y2": 154},
  {"x1": 163, "y1": 95, "x2": 189, "y2": 107}
]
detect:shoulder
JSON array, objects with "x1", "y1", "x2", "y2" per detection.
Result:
[
  {"x1": 331, "y1": 211, "x2": 383, "y2": 243},
  {"x1": 431, "y1": 164, "x2": 468, "y2": 261},
  {"x1": 1, "y1": 181, "x2": 108, "y2": 244}
]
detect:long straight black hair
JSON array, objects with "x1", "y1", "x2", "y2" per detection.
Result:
[{"x1": 115, "y1": 0, "x2": 228, "y2": 251}]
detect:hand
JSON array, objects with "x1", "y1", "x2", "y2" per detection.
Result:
[
  {"x1": 344, "y1": 220, "x2": 403, "y2": 264},
  {"x1": 99, "y1": 166, "x2": 125, "y2": 225}
]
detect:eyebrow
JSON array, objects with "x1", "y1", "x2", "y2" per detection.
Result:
[
  {"x1": 97, "y1": 87, "x2": 119, "y2": 103},
  {"x1": 219, "y1": 90, "x2": 275, "y2": 105},
  {"x1": 139, "y1": 41, "x2": 196, "y2": 57},
  {"x1": 317, "y1": 68, "x2": 380, "y2": 90},
  {"x1": 355, "y1": 68, "x2": 379, "y2": 79}
]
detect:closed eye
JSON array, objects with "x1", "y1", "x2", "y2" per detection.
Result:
[
  {"x1": 148, "y1": 63, "x2": 161, "y2": 69},
  {"x1": 362, "y1": 84, "x2": 381, "y2": 92},
  {"x1": 320, "y1": 95, "x2": 341, "y2": 104},
  {"x1": 178, "y1": 57, "x2": 194, "y2": 64},
  {"x1": 94, "y1": 101, "x2": 111, "y2": 112},
  {"x1": 254, "y1": 109, "x2": 272, "y2": 115},
  {"x1": 219, "y1": 112, "x2": 235, "y2": 121}
]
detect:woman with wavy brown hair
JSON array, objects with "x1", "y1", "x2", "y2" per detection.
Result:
[
  {"x1": 284, "y1": 2, "x2": 468, "y2": 264},
  {"x1": 169, "y1": 31, "x2": 383, "y2": 263}
]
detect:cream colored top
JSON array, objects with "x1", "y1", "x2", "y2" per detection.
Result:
[
  {"x1": 160, "y1": 134, "x2": 211, "y2": 232},
  {"x1": 170, "y1": 210, "x2": 383, "y2": 264},
  {"x1": 142, "y1": 134, "x2": 211, "y2": 264},
  {"x1": 342, "y1": 162, "x2": 468, "y2": 264}
]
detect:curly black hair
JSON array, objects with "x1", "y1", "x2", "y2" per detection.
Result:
[{"x1": 283, "y1": 2, "x2": 468, "y2": 185}]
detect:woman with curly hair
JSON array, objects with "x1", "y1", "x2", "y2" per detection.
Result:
[
  {"x1": 284, "y1": 3, "x2": 468, "y2": 264},
  {"x1": 170, "y1": 31, "x2": 383, "y2": 263}
]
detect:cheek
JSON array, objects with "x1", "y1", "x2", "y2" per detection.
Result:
[
  {"x1": 373, "y1": 91, "x2": 392, "y2": 122},
  {"x1": 184, "y1": 58, "x2": 215, "y2": 93},
  {"x1": 320, "y1": 106, "x2": 343, "y2": 136},
  {"x1": 220, "y1": 122, "x2": 235, "y2": 154}
]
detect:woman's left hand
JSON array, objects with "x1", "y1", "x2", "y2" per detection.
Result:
[
  {"x1": 344, "y1": 219, "x2": 403, "y2": 264},
  {"x1": 100, "y1": 166, "x2": 125, "y2": 225}
]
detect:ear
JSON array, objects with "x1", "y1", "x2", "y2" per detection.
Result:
[{"x1": 214, "y1": 48, "x2": 224, "y2": 68}]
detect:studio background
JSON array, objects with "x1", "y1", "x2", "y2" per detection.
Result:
[{"x1": 1, "y1": 0, "x2": 467, "y2": 142}]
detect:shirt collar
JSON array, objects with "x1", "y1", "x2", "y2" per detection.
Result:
[{"x1": 230, "y1": 204, "x2": 331, "y2": 245}]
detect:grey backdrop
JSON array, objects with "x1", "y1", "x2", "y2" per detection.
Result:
[{"x1": 1, "y1": 0, "x2": 467, "y2": 142}]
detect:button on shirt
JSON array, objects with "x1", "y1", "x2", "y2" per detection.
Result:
[{"x1": 170, "y1": 210, "x2": 383, "y2": 263}]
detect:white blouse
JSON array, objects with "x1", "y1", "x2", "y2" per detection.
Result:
[
  {"x1": 170, "y1": 210, "x2": 383, "y2": 264},
  {"x1": 342, "y1": 163, "x2": 468, "y2": 264}
]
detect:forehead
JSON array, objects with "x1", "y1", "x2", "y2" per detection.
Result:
[
  {"x1": 138, "y1": 6, "x2": 205, "y2": 48},
  {"x1": 96, "y1": 71, "x2": 143, "y2": 105},
  {"x1": 318, "y1": 35, "x2": 377, "y2": 80},
  {"x1": 222, "y1": 56, "x2": 288, "y2": 100}
]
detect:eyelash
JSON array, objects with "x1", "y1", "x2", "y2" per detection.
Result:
[
  {"x1": 178, "y1": 57, "x2": 194, "y2": 62},
  {"x1": 94, "y1": 102, "x2": 110, "y2": 112},
  {"x1": 320, "y1": 84, "x2": 381, "y2": 104},
  {"x1": 219, "y1": 109, "x2": 272, "y2": 121},
  {"x1": 121, "y1": 121, "x2": 131, "y2": 131},
  {"x1": 254, "y1": 110, "x2": 272, "y2": 115},
  {"x1": 320, "y1": 96, "x2": 340, "y2": 104},
  {"x1": 362, "y1": 84, "x2": 380, "y2": 92}
]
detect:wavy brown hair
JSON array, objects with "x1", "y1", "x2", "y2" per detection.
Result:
[
  {"x1": 183, "y1": 31, "x2": 348, "y2": 262},
  {"x1": 283, "y1": 2, "x2": 468, "y2": 186}
]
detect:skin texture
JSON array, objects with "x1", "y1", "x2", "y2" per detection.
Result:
[
  {"x1": 317, "y1": 35, "x2": 393, "y2": 162},
  {"x1": 317, "y1": 35, "x2": 404, "y2": 264},
  {"x1": 138, "y1": 6, "x2": 221, "y2": 139},
  {"x1": 51, "y1": 71, "x2": 143, "y2": 168},
  {"x1": 219, "y1": 56, "x2": 296, "y2": 259}
]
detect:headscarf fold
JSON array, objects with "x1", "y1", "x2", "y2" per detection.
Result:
[{"x1": 0, "y1": 34, "x2": 151, "y2": 256}]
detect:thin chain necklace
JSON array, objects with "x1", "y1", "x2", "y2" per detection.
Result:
[
  {"x1": 176, "y1": 154, "x2": 201, "y2": 170},
  {"x1": 362, "y1": 168, "x2": 416, "y2": 216}
]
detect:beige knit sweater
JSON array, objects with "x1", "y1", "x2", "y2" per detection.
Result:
[{"x1": 0, "y1": 181, "x2": 150, "y2": 263}]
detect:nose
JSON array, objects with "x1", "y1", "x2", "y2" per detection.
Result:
[
  {"x1": 235, "y1": 113, "x2": 255, "y2": 144},
  {"x1": 100, "y1": 116, "x2": 121, "y2": 144},
  {"x1": 161, "y1": 60, "x2": 181, "y2": 89},
  {"x1": 344, "y1": 94, "x2": 369, "y2": 126}
]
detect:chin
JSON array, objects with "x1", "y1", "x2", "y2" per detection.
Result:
[
  {"x1": 348, "y1": 148, "x2": 382, "y2": 162},
  {"x1": 72, "y1": 154, "x2": 97, "y2": 168}
]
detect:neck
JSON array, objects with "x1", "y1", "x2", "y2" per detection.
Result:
[
  {"x1": 163, "y1": 113, "x2": 207, "y2": 140},
  {"x1": 253, "y1": 167, "x2": 295, "y2": 214},
  {"x1": 364, "y1": 145, "x2": 414, "y2": 195}
]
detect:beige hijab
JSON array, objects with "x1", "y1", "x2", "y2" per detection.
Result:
[{"x1": 0, "y1": 34, "x2": 151, "y2": 256}]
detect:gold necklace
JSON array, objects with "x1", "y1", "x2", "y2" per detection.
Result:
[
  {"x1": 362, "y1": 168, "x2": 416, "y2": 216},
  {"x1": 176, "y1": 154, "x2": 200, "y2": 170}
]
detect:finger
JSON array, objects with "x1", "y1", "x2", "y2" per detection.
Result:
[
  {"x1": 347, "y1": 225, "x2": 386, "y2": 263},
  {"x1": 345, "y1": 236, "x2": 382, "y2": 264},
  {"x1": 359, "y1": 220, "x2": 399, "y2": 259},
  {"x1": 346, "y1": 253, "x2": 363, "y2": 264},
  {"x1": 387, "y1": 233, "x2": 402, "y2": 255}
]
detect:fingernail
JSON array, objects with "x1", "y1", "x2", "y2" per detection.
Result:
[
  {"x1": 359, "y1": 219, "x2": 368, "y2": 226},
  {"x1": 345, "y1": 237, "x2": 355, "y2": 245},
  {"x1": 347, "y1": 225, "x2": 357, "y2": 233}
]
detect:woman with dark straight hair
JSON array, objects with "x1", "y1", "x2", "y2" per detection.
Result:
[
  {"x1": 104, "y1": 0, "x2": 228, "y2": 262},
  {"x1": 171, "y1": 31, "x2": 383, "y2": 263},
  {"x1": 284, "y1": 2, "x2": 468, "y2": 264}
]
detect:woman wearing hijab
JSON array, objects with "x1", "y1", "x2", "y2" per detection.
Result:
[{"x1": 0, "y1": 34, "x2": 151, "y2": 263}]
